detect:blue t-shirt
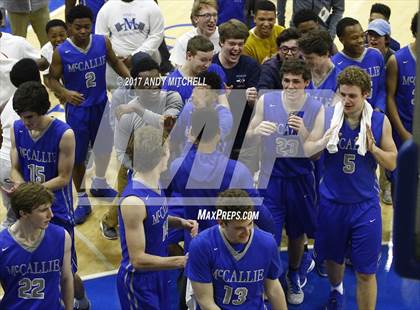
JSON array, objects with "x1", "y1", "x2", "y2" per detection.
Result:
[
  {"x1": 186, "y1": 225, "x2": 281, "y2": 310},
  {"x1": 332, "y1": 48, "x2": 386, "y2": 112},
  {"x1": 58, "y1": 35, "x2": 108, "y2": 107},
  {"x1": 217, "y1": 0, "x2": 247, "y2": 25},
  {"x1": 0, "y1": 224, "x2": 65, "y2": 310},
  {"x1": 320, "y1": 111, "x2": 384, "y2": 203},
  {"x1": 213, "y1": 54, "x2": 260, "y2": 149},
  {"x1": 14, "y1": 118, "x2": 74, "y2": 225},
  {"x1": 162, "y1": 64, "x2": 227, "y2": 104}
]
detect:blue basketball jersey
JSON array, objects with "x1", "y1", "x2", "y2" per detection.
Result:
[
  {"x1": 186, "y1": 225, "x2": 281, "y2": 310},
  {"x1": 58, "y1": 35, "x2": 107, "y2": 107},
  {"x1": 393, "y1": 45, "x2": 416, "y2": 147},
  {"x1": 0, "y1": 224, "x2": 65, "y2": 310},
  {"x1": 307, "y1": 64, "x2": 340, "y2": 107},
  {"x1": 118, "y1": 179, "x2": 169, "y2": 274},
  {"x1": 320, "y1": 111, "x2": 384, "y2": 203},
  {"x1": 261, "y1": 91, "x2": 321, "y2": 177},
  {"x1": 14, "y1": 118, "x2": 73, "y2": 224},
  {"x1": 332, "y1": 48, "x2": 386, "y2": 111}
]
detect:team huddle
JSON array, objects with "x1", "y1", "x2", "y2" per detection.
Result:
[{"x1": 0, "y1": 0, "x2": 417, "y2": 310}]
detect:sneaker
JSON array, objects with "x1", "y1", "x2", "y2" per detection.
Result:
[
  {"x1": 312, "y1": 252, "x2": 328, "y2": 277},
  {"x1": 286, "y1": 270, "x2": 304, "y2": 305},
  {"x1": 73, "y1": 300, "x2": 91, "y2": 310},
  {"x1": 381, "y1": 188, "x2": 392, "y2": 205},
  {"x1": 299, "y1": 251, "x2": 315, "y2": 288},
  {"x1": 100, "y1": 220, "x2": 118, "y2": 240},
  {"x1": 325, "y1": 290, "x2": 344, "y2": 310},
  {"x1": 74, "y1": 195, "x2": 92, "y2": 225},
  {"x1": 90, "y1": 177, "x2": 117, "y2": 200}
]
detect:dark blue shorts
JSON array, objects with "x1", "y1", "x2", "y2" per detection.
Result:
[
  {"x1": 259, "y1": 173, "x2": 318, "y2": 245},
  {"x1": 117, "y1": 268, "x2": 169, "y2": 310},
  {"x1": 315, "y1": 197, "x2": 382, "y2": 274},
  {"x1": 65, "y1": 102, "x2": 113, "y2": 164},
  {"x1": 50, "y1": 217, "x2": 78, "y2": 274}
]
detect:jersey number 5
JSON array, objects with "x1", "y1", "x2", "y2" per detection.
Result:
[
  {"x1": 343, "y1": 154, "x2": 356, "y2": 174},
  {"x1": 18, "y1": 278, "x2": 45, "y2": 299},
  {"x1": 223, "y1": 285, "x2": 248, "y2": 305}
]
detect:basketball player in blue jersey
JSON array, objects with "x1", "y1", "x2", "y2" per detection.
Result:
[
  {"x1": 297, "y1": 29, "x2": 341, "y2": 278},
  {"x1": 49, "y1": 5, "x2": 131, "y2": 225},
  {"x1": 298, "y1": 29, "x2": 341, "y2": 109},
  {"x1": 386, "y1": 12, "x2": 417, "y2": 152},
  {"x1": 186, "y1": 189, "x2": 287, "y2": 310},
  {"x1": 0, "y1": 182, "x2": 73, "y2": 310},
  {"x1": 65, "y1": 0, "x2": 106, "y2": 33},
  {"x1": 118, "y1": 126, "x2": 198, "y2": 310},
  {"x1": 333, "y1": 17, "x2": 386, "y2": 112},
  {"x1": 312, "y1": 67, "x2": 397, "y2": 309},
  {"x1": 170, "y1": 107, "x2": 275, "y2": 251},
  {"x1": 247, "y1": 59, "x2": 324, "y2": 305},
  {"x1": 10, "y1": 81, "x2": 90, "y2": 310}
]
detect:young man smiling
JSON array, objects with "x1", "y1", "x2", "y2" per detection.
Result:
[
  {"x1": 243, "y1": 0, "x2": 284, "y2": 64},
  {"x1": 333, "y1": 17, "x2": 386, "y2": 112},
  {"x1": 170, "y1": 0, "x2": 220, "y2": 67}
]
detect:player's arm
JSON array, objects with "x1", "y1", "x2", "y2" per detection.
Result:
[
  {"x1": 386, "y1": 55, "x2": 411, "y2": 141},
  {"x1": 302, "y1": 105, "x2": 330, "y2": 158},
  {"x1": 43, "y1": 129, "x2": 75, "y2": 191},
  {"x1": 61, "y1": 230, "x2": 74, "y2": 310},
  {"x1": 190, "y1": 281, "x2": 221, "y2": 310},
  {"x1": 367, "y1": 115, "x2": 397, "y2": 171},
  {"x1": 9, "y1": 124, "x2": 24, "y2": 184},
  {"x1": 121, "y1": 196, "x2": 187, "y2": 270},
  {"x1": 168, "y1": 216, "x2": 198, "y2": 237},
  {"x1": 105, "y1": 37, "x2": 131, "y2": 79},
  {"x1": 49, "y1": 49, "x2": 84, "y2": 105},
  {"x1": 264, "y1": 278, "x2": 287, "y2": 310},
  {"x1": 245, "y1": 95, "x2": 276, "y2": 142}
]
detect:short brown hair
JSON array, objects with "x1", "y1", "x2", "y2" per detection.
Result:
[
  {"x1": 11, "y1": 182, "x2": 54, "y2": 219},
  {"x1": 219, "y1": 19, "x2": 249, "y2": 43},
  {"x1": 187, "y1": 35, "x2": 214, "y2": 55},
  {"x1": 280, "y1": 59, "x2": 311, "y2": 81},
  {"x1": 216, "y1": 189, "x2": 254, "y2": 223},
  {"x1": 337, "y1": 66, "x2": 371, "y2": 94}
]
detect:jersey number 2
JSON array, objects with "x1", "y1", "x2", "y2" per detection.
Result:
[
  {"x1": 85, "y1": 71, "x2": 96, "y2": 88},
  {"x1": 18, "y1": 278, "x2": 45, "y2": 299},
  {"x1": 223, "y1": 285, "x2": 248, "y2": 305}
]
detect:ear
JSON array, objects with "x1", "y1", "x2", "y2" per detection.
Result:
[
  {"x1": 362, "y1": 90, "x2": 370, "y2": 99},
  {"x1": 186, "y1": 51, "x2": 193, "y2": 61}
]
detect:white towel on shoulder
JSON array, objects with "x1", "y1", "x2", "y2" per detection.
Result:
[{"x1": 326, "y1": 100, "x2": 373, "y2": 156}]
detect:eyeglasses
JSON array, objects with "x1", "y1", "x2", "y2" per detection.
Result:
[
  {"x1": 196, "y1": 13, "x2": 218, "y2": 20},
  {"x1": 279, "y1": 46, "x2": 299, "y2": 54}
]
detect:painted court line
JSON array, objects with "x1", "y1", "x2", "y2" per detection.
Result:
[{"x1": 74, "y1": 228, "x2": 115, "y2": 270}]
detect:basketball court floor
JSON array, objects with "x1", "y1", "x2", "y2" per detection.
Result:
[{"x1": 1, "y1": 0, "x2": 419, "y2": 309}]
